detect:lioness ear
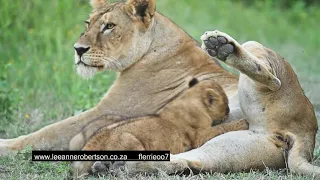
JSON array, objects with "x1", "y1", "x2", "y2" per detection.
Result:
[
  {"x1": 90, "y1": 0, "x2": 107, "y2": 9},
  {"x1": 126, "y1": 0, "x2": 156, "y2": 29}
]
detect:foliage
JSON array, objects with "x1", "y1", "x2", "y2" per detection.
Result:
[
  {"x1": 235, "y1": 0, "x2": 319, "y2": 9},
  {"x1": 0, "y1": 63, "x2": 21, "y2": 134},
  {"x1": 0, "y1": 146, "x2": 71, "y2": 179}
]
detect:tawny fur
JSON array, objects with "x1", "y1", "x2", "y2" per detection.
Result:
[
  {"x1": 90, "y1": 0, "x2": 107, "y2": 9},
  {"x1": 1, "y1": 0, "x2": 318, "y2": 178}
]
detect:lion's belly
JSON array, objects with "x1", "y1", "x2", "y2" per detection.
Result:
[
  {"x1": 238, "y1": 74, "x2": 268, "y2": 132},
  {"x1": 225, "y1": 92, "x2": 244, "y2": 123}
]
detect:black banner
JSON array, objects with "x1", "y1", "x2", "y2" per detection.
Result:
[{"x1": 32, "y1": 150, "x2": 170, "y2": 161}]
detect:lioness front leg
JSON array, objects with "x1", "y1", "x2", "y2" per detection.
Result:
[
  {"x1": 0, "y1": 111, "x2": 133, "y2": 156},
  {"x1": 201, "y1": 30, "x2": 281, "y2": 91},
  {"x1": 194, "y1": 119, "x2": 249, "y2": 148},
  {"x1": 0, "y1": 108, "x2": 105, "y2": 156}
]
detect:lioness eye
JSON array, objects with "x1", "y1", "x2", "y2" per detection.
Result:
[{"x1": 103, "y1": 23, "x2": 116, "y2": 32}]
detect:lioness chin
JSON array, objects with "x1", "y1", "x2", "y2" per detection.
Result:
[{"x1": 72, "y1": 79, "x2": 248, "y2": 178}]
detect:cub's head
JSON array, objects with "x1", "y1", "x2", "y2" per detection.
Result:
[
  {"x1": 179, "y1": 78, "x2": 230, "y2": 125},
  {"x1": 74, "y1": 0, "x2": 156, "y2": 78}
]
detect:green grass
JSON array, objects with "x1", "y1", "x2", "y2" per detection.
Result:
[{"x1": 0, "y1": 0, "x2": 319, "y2": 179}]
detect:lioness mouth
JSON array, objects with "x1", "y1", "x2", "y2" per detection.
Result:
[{"x1": 77, "y1": 61, "x2": 104, "y2": 69}]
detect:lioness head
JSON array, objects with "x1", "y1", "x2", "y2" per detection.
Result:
[
  {"x1": 169, "y1": 78, "x2": 230, "y2": 125},
  {"x1": 74, "y1": 0, "x2": 156, "y2": 77}
]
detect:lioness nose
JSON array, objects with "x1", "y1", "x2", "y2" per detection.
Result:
[{"x1": 74, "y1": 46, "x2": 90, "y2": 57}]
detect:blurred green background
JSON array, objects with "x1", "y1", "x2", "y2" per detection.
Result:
[
  {"x1": 0, "y1": 0, "x2": 320, "y2": 179},
  {"x1": 0, "y1": 0, "x2": 319, "y2": 138}
]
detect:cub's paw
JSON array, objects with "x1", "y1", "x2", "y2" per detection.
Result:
[
  {"x1": 113, "y1": 161, "x2": 126, "y2": 169},
  {"x1": 237, "y1": 119, "x2": 249, "y2": 130},
  {"x1": 200, "y1": 30, "x2": 238, "y2": 61},
  {"x1": 91, "y1": 161, "x2": 112, "y2": 174},
  {"x1": 109, "y1": 156, "x2": 192, "y2": 176}
]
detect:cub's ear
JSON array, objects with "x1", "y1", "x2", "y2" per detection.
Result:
[
  {"x1": 90, "y1": 0, "x2": 107, "y2": 9},
  {"x1": 126, "y1": 0, "x2": 156, "y2": 29}
]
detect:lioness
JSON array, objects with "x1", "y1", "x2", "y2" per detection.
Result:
[
  {"x1": 0, "y1": 0, "x2": 239, "y2": 153},
  {"x1": 0, "y1": 0, "x2": 319, "y2": 177},
  {"x1": 117, "y1": 31, "x2": 320, "y2": 177},
  {"x1": 72, "y1": 79, "x2": 248, "y2": 177}
]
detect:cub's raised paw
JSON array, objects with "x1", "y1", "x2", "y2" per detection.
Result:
[{"x1": 200, "y1": 30, "x2": 238, "y2": 61}]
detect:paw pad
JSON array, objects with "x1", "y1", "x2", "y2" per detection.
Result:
[{"x1": 202, "y1": 33, "x2": 235, "y2": 61}]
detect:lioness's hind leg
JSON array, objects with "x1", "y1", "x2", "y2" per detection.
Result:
[
  {"x1": 120, "y1": 131, "x2": 287, "y2": 176},
  {"x1": 282, "y1": 132, "x2": 320, "y2": 177},
  {"x1": 269, "y1": 132, "x2": 291, "y2": 150},
  {"x1": 201, "y1": 30, "x2": 281, "y2": 91}
]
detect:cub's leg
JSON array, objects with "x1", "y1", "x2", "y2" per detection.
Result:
[
  {"x1": 200, "y1": 30, "x2": 281, "y2": 91},
  {"x1": 194, "y1": 119, "x2": 249, "y2": 148},
  {"x1": 72, "y1": 132, "x2": 145, "y2": 178}
]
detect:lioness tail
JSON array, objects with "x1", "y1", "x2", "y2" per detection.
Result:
[{"x1": 287, "y1": 132, "x2": 320, "y2": 177}]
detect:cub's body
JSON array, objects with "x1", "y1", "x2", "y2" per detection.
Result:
[{"x1": 73, "y1": 79, "x2": 248, "y2": 177}]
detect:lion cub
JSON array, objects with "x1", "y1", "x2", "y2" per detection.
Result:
[{"x1": 73, "y1": 78, "x2": 248, "y2": 177}]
